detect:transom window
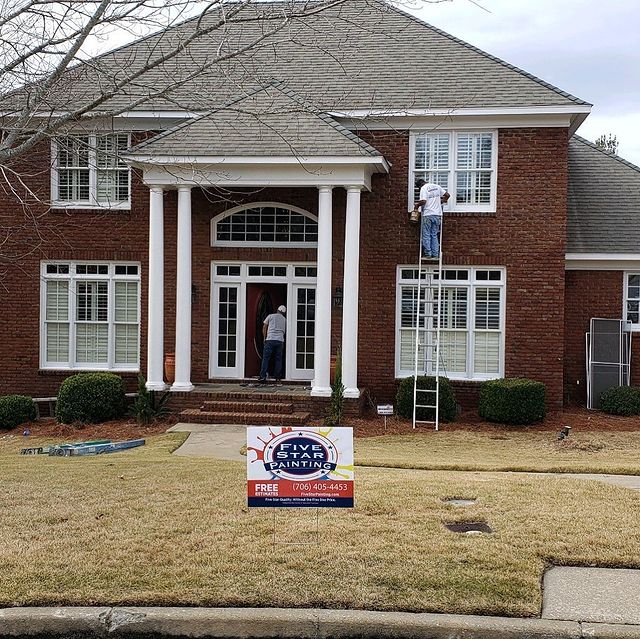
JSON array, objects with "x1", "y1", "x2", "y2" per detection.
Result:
[
  {"x1": 212, "y1": 203, "x2": 318, "y2": 247},
  {"x1": 410, "y1": 131, "x2": 497, "y2": 212},
  {"x1": 396, "y1": 266, "x2": 505, "y2": 380},
  {"x1": 52, "y1": 133, "x2": 131, "y2": 208},
  {"x1": 41, "y1": 262, "x2": 140, "y2": 370},
  {"x1": 624, "y1": 273, "x2": 640, "y2": 329}
]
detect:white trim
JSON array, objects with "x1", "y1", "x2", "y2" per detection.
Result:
[
  {"x1": 127, "y1": 155, "x2": 389, "y2": 167},
  {"x1": 408, "y1": 130, "x2": 498, "y2": 213},
  {"x1": 51, "y1": 134, "x2": 132, "y2": 210},
  {"x1": 209, "y1": 262, "x2": 318, "y2": 381},
  {"x1": 623, "y1": 272, "x2": 640, "y2": 332},
  {"x1": 40, "y1": 260, "x2": 141, "y2": 371},
  {"x1": 331, "y1": 105, "x2": 592, "y2": 118},
  {"x1": 211, "y1": 202, "x2": 318, "y2": 249},
  {"x1": 566, "y1": 253, "x2": 640, "y2": 270},
  {"x1": 395, "y1": 265, "x2": 506, "y2": 381}
]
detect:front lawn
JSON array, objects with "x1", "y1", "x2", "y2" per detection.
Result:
[
  {"x1": 356, "y1": 430, "x2": 640, "y2": 474},
  {"x1": 2, "y1": 433, "x2": 640, "y2": 617}
]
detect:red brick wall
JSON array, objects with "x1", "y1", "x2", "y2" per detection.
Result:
[
  {"x1": 356, "y1": 127, "x2": 569, "y2": 408},
  {"x1": 564, "y1": 270, "x2": 639, "y2": 405},
  {"x1": 0, "y1": 127, "x2": 570, "y2": 412}
]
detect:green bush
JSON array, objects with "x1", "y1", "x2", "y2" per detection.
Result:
[
  {"x1": 0, "y1": 395, "x2": 36, "y2": 430},
  {"x1": 600, "y1": 386, "x2": 640, "y2": 416},
  {"x1": 56, "y1": 373, "x2": 126, "y2": 424},
  {"x1": 326, "y1": 350, "x2": 345, "y2": 427},
  {"x1": 395, "y1": 376, "x2": 457, "y2": 423},
  {"x1": 478, "y1": 378, "x2": 546, "y2": 425}
]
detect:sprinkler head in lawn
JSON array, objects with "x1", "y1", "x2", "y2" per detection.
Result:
[{"x1": 444, "y1": 521, "x2": 493, "y2": 535}]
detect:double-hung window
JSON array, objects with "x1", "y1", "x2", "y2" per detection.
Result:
[
  {"x1": 396, "y1": 266, "x2": 505, "y2": 379},
  {"x1": 411, "y1": 131, "x2": 497, "y2": 212},
  {"x1": 53, "y1": 133, "x2": 131, "y2": 208},
  {"x1": 41, "y1": 262, "x2": 140, "y2": 370},
  {"x1": 624, "y1": 273, "x2": 640, "y2": 329}
]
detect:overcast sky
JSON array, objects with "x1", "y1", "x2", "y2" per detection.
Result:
[{"x1": 404, "y1": 0, "x2": 640, "y2": 165}]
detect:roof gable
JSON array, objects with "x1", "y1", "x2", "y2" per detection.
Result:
[{"x1": 130, "y1": 84, "x2": 382, "y2": 158}]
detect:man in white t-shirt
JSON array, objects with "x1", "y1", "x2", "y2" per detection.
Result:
[
  {"x1": 259, "y1": 305, "x2": 286, "y2": 383},
  {"x1": 415, "y1": 178, "x2": 450, "y2": 259}
]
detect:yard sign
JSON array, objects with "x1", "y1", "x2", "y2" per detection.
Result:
[{"x1": 247, "y1": 427, "x2": 354, "y2": 508}]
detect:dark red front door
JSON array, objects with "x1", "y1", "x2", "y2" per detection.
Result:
[{"x1": 245, "y1": 283, "x2": 287, "y2": 378}]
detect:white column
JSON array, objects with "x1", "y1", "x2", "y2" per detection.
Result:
[
  {"x1": 341, "y1": 186, "x2": 362, "y2": 398},
  {"x1": 172, "y1": 186, "x2": 194, "y2": 391},
  {"x1": 311, "y1": 186, "x2": 333, "y2": 397},
  {"x1": 146, "y1": 185, "x2": 167, "y2": 391}
]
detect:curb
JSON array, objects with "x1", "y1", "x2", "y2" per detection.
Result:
[{"x1": 1, "y1": 607, "x2": 640, "y2": 639}]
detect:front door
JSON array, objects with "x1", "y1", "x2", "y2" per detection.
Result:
[{"x1": 245, "y1": 283, "x2": 287, "y2": 378}]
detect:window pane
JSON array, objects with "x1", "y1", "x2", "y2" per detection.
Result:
[
  {"x1": 46, "y1": 281, "x2": 68, "y2": 321},
  {"x1": 475, "y1": 288, "x2": 501, "y2": 330},
  {"x1": 627, "y1": 274, "x2": 640, "y2": 300},
  {"x1": 115, "y1": 324, "x2": 139, "y2": 365},
  {"x1": 46, "y1": 324, "x2": 69, "y2": 362},
  {"x1": 76, "y1": 324, "x2": 108, "y2": 363},
  {"x1": 114, "y1": 281, "x2": 138, "y2": 322},
  {"x1": 627, "y1": 300, "x2": 640, "y2": 324},
  {"x1": 474, "y1": 332, "x2": 500, "y2": 374},
  {"x1": 440, "y1": 330, "x2": 467, "y2": 373},
  {"x1": 77, "y1": 281, "x2": 108, "y2": 322}
]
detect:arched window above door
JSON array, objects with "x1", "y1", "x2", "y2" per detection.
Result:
[{"x1": 211, "y1": 202, "x2": 318, "y2": 248}]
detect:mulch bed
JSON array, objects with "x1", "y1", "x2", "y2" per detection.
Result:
[
  {"x1": 3, "y1": 408, "x2": 639, "y2": 443},
  {"x1": 4, "y1": 416, "x2": 177, "y2": 442},
  {"x1": 341, "y1": 407, "x2": 640, "y2": 437}
]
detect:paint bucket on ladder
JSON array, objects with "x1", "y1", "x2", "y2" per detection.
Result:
[{"x1": 409, "y1": 208, "x2": 420, "y2": 224}]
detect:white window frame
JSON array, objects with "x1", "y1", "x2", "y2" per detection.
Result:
[
  {"x1": 211, "y1": 202, "x2": 318, "y2": 249},
  {"x1": 395, "y1": 265, "x2": 506, "y2": 380},
  {"x1": 408, "y1": 130, "x2": 498, "y2": 213},
  {"x1": 40, "y1": 261, "x2": 141, "y2": 371},
  {"x1": 623, "y1": 272, "x2": 640, "y2": 331},
  {"x1": 51, "y1": 133, "x2": 132, "y2": 209}
]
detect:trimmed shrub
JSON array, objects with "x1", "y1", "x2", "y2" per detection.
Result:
[
  {"x1": 600, "y1": 386, "x2": 640, "y2": 416},
  {"x1": 478, "y1": 378, "x2": 546, "y2": 425},
  {"x1": 396, "y1": 376, "x2": 457, "y2": 423},
  {"x1": 0, "y1": 395, "x2": 36, "y2": 430},
  {"x1": 56, "y1": 373, "x2": 126, "y2": 424}
]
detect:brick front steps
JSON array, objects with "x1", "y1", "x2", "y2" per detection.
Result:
[
  {"x1": 177, "y1": 394, "x2": 311, "y2": 426},
  {"x1": 168, "y1": 384, "x2": 365, "y2": 425}
]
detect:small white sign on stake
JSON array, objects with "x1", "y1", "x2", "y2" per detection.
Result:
[{"x1": 377, "y1": 404, "x2": 394, "y2": 430}]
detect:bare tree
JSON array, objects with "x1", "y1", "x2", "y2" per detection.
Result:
[{"x1": 595, "y1": 133, "x2": 619, "y2": 154}]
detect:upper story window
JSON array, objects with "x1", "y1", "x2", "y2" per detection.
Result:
[
  {"x1": 41, "y1": 261, "x2": 140, "y2": 370},
  {"x1": 410, "y1": 131, "x2": 497, "y2": 213},
  {"x1": 212, "y1": 203, "x2": 318, "y2": 248},
  {"x1": 624, "y1": 273, "x2": 640, "y2": 330},
  {"x1": 52, "y1": 133, "x2": 131, "y2": 209}
]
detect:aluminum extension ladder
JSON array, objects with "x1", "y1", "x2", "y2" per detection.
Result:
[{"x1": 412, "y1": 217, "x2": 444, "y2": 430}]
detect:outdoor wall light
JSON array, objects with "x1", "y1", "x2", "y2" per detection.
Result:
[{"x1": 333, "y1": 286, "x2": 343, "y2": 309}]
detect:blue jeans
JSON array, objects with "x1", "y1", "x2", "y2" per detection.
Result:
[
  {"x1": 260, "y1": 340, "x2": 284, "y2": 379},
  {"x1": 422, "y1": 214, "x2": 441, "y2": 257}
]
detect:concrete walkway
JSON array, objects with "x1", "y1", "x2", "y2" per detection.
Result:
[
  {"x1": 168, "y1": 423, "x2": 246, "y2": 461},
  {"x1": 543, "y1": 567, "x2": 640, "y2": 625}
]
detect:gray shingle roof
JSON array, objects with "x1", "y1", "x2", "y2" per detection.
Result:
[
  {"x1": 130, "y1": 84, "x2": 381, "y2": 157},
  {"x1": 1, "y1": 0, "x2": 589, "y2": 115},
  {"x1": 568, "y1": 136, "x2": 640, "y2": 253}
]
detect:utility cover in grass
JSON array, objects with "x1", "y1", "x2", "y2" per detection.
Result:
[{"x1": 444, "y1": 521, "x2": 493, "y2": 534}]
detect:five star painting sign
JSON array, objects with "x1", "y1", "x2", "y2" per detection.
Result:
[{"x1": 247, "y1": 427, "x2": 354, "y2": 508}]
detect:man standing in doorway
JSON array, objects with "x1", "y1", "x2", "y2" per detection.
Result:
[
  {"x1": 415, "y1": 179, "x2": 450, "y2": 259},
  {"x1": 259, "y1": 305, "x2": 286, "y2": 383}
]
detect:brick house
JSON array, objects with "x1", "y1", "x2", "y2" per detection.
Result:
[{"x1": 1, "y1": 1, "x2": 637, "y2": 417}]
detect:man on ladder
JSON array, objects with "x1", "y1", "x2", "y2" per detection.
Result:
[{"x1": 414, "y1": 178, "x2": 450, "y2": 259}]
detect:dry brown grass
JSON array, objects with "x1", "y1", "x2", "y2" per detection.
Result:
[
  {"x1": 1, "y1": 433, "x2": 640, "y2": 617},
  {"x1": 355, "y1": 430, "x2": 640, "y2": 474}
]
